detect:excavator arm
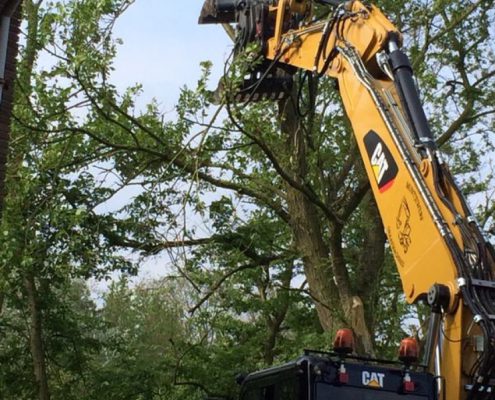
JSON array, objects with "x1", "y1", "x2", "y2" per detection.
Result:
[{"x1": 199, "y1": 1, "x2": 495, "y2": 399}]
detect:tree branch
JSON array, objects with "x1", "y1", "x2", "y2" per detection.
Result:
[{"x1": 227, "y1": 101, "x2": 342, "y2": 224}]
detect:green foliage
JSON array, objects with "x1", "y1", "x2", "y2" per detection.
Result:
[{"x1": 1, "y1": 0, "x2": 494, "y2": 398}]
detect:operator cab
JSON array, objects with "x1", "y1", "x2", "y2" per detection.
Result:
[{"x1": 239, "y1": 351, "x2": 438, "y2": 400}]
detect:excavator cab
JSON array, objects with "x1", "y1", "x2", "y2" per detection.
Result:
[
  {"x1": 237, "y1": 333, "x2": 437, "y2": 400},
  {"x1": 238, "y1": 351, "x2": 438, "y2": 400}
]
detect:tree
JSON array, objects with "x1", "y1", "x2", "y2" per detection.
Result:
[
  {"x1": 1, "y1": 1, "x2": 136, "y2": 398},
  {"x1": 1, "y1": 0, "x2": 494, "y2": 397},
  {"x1": 112, "y1": 0, "x2": 495, "y2": 354},
  {"x1": 17, "y1": 0, "x2": 495, "y2": 355},
  {"x1": 92, "y1": 273, "x2": 325, "y2": 400}
]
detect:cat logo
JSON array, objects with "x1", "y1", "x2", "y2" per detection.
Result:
[
  {"x1": 371, "y1": 143, "x2": 389, "y2": 183},
  {"x1": 362, "y1": 371, "x2": 385, "y2": 388},
  {"x1": 364, "y1": 131, "x2": 399, "y2": 193}
]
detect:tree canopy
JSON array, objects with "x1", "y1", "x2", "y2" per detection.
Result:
[{"x1": 0, "y1": 0, "x2": 494, "y2": 399}]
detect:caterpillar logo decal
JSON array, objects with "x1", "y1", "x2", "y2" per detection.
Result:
[
  {"x1": 362, "y1": 371, "x2": 385, "y2": 388},
  {"x1": 364, "y1": 131, "x2": 398, "y2": 193}
]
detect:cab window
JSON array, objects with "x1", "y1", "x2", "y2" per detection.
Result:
[{"x1": 241, "y1": 376, "x2": 299, "y2": 400}]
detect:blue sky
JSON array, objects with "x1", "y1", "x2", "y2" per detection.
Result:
[
  {"x1": 111, "y1": 1, "x2": 233, "y2": 112},
  {"x1": 89, "y1": 2, "x2": 233, "y2": 292}
]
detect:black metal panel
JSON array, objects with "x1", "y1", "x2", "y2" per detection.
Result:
[{"x1": 240, "y1": 354, "x2": 438, "y2": 400}]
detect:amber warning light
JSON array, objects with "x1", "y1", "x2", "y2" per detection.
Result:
[
  {"x1": 399, "y1": 338, "x2": 418, "y2": 393},
  {"x1": 333, "y1": 329, "x2": 354, "y2": 355},
  {"x1": 398, "y1": 337, "x2": 419, "y2": 364}
]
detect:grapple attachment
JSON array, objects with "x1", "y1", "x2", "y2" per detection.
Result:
[
  {"x1": 199, "y1": 0, "x2": 295, "y2": 103},
  {"x1": 213, "y1": 66, "x2": 293, "y2": 104},
  {"x1": 198, "y1": 0, "x2": 237, "y2": 25}
]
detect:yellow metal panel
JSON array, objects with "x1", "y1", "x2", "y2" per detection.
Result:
[{"x1": 337, "y1": 68, "x2": 459, "y2": 303}]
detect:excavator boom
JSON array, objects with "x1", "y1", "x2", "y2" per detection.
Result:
[{"x1": 200, "y1": 1, "x2": 495, "y2": 399}]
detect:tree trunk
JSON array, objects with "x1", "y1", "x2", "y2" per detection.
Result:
[
  {"x1": 263, "y1": 264, "x2": 293, "y2": 365},
  {"x1": 24, "y1": 273, "x2": 50, "y2": 400},
  {"x1": 357, "y1": 194, "x2": 387, "y2": 336},
  {"x1": 279, "y1": 89, "x2": 381, "y2": 355},
  {"x1": 280, "y1": 95, "x2": 339, "y2": 333},
  {"x1": 327, "y1": 223, "x2": 375, "y2": 355}
]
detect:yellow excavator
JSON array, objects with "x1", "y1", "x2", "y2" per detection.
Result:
[{"x1": 199, "y1": 1, "x2": 495, "y2": 399}]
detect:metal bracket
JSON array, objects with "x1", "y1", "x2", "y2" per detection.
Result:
[{"x1": 471, "y1": 279, "x2": 495, "y2": 290}]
